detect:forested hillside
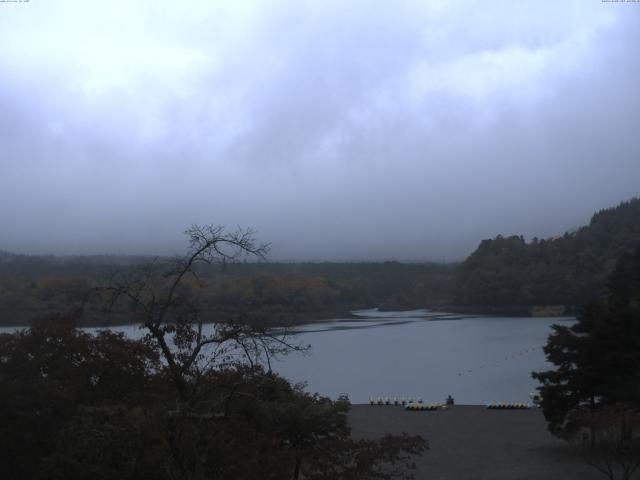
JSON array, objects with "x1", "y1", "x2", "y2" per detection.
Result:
[{"x1": 454, "y1": 198, "x2": 640, "y2": 311}]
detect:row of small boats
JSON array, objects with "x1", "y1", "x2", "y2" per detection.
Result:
[
  {"x1": 486, "y1": 402, "x2": 532, "y2": 409},
  {"x1": 368, "y1": 398, "x2": 532, "y2": 409},
  {"x1": 369, "y1": 397, "x2": 422, "y2": 406},
  {"x1": 405, "y1": 403, "x2": 448, "y2": 411}
]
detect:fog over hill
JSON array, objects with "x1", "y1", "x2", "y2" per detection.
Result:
[{"x1": 1, "y1": 1, "x2": 639, "y2": 260}]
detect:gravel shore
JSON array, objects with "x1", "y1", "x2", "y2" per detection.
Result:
[{"x1": 349, "y1": 405, "x2": 602, "y2": 480}]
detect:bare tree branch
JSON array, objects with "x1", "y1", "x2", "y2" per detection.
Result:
[{"x1": 97, "y1": 224, "x2": 301, "y2": 402}]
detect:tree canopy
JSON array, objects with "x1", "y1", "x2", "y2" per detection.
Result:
[
  {"x1": 0, "y1": 225, "x2": 427, "y2": 480},
  {"x1": 532, "y1": 244, "x2": 640, "y2": 437}
]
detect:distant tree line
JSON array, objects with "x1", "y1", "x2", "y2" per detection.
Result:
[
  {"x1": 0, "y1": 255, "x2": 457, "y2": 326},
  {"x1": 1, "y1": 197, "x2": 639, "y2": 325}
]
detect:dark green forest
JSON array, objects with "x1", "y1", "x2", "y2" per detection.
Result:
[
  {"x1": 455, "y1": 197, "x2": 640, "y2": 313},
  {"x1": 1, "y1": 197, "x2": 639, "y2": 326}
]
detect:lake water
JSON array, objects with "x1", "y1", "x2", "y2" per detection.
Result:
[
  {"x1": 272, "y1": 309, "x2": 572, "y2": 404},
  {"x1": 0, "y1": 309, "x2": 573, "y2": 405}
]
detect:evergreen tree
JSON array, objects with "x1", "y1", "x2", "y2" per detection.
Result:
[{"x1": 532, "y1": 245, "x2": 640, "y2": 438}]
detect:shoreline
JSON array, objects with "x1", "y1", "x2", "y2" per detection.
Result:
[{"x1": 0, "y1": 305, "x2": 577, "y2": 330}]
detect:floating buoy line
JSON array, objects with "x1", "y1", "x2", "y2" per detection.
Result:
[{"x1": 455, "y1": 346, "x2": 539, "y2": 378}]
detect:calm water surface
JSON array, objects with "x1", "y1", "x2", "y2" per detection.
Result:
[
  {"x1": 272, "y1": 309, "x2": 573, "y2": 404},
  {"x1": 0, "y1": 309, "x2": 573, "y2": 405}
]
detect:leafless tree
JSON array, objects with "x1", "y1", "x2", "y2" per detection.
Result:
[{"x1": 102, "y1": 224, "x2": 305, "y2": 400}]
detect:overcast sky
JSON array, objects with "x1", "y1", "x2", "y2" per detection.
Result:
[{"x1": 1, "y1": 0, "x2": 639, "y2": 261}]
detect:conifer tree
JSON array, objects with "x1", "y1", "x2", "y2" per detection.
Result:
[{"x1": 532, "y1": 245, "x2": 640, "y2": 438}]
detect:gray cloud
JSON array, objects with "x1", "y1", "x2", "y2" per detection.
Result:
[{"x1": 0, "y1": 0, "x2": 639, "y2": 260}]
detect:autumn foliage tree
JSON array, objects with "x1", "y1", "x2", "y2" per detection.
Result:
[{"x1": 0, "y1": 225, "x2": 427, "y2": 480}]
